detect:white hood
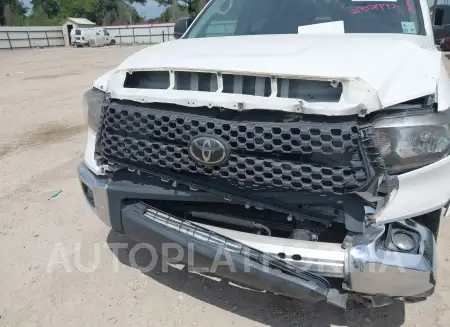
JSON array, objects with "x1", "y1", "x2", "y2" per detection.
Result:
[{"x1": 96, "y1": 34, "x2": 450, "y2": 115}]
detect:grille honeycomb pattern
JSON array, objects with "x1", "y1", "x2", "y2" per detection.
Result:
[
  {"x1": 98, "y1": 102, "x2": 370, "y2": 194},
  {"x1": 102, "y1": 103, "x2": 360, "y2": 155}
]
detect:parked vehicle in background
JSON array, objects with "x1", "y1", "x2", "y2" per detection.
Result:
[{"x1": 72, "y1": 28, "x2": 116, "y2": 47}]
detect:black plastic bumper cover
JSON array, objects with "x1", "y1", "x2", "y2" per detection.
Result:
[{"x1": 121, "y1": 202, "x2": 330, "y2": 303}]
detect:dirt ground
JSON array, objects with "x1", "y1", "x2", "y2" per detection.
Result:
[{"x1": 1, "y1": 46, "x2": 450, "y2": 327}]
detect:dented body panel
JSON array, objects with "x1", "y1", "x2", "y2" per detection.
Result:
[{"x1": 95, "y1": 34, "x2": 450, "y2": 114}]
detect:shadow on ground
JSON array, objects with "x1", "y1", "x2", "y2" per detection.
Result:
[{"x1": 107, "y1": 231, "x2": 405, "y2": 327}]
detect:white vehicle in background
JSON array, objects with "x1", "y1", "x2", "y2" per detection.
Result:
[{"x1": 72, "y1": 27, "x2": 116, "y2": 47}]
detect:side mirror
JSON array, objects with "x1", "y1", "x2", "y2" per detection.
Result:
[{"x1": 174, "y1": 17, "x2": 193, "y2": 39}]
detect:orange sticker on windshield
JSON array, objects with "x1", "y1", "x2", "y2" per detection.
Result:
[
  {"x1": 349, "y1": 3, "x2": 400, "y2": 14},
  {"x1": 405, "y1": 0, "x2": 414, "y2": 12}
]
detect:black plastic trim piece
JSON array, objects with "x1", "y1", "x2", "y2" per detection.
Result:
[
  {"x1": 105, "y1": 159, "x2": 334, "y2": 225},
  {"x1": 121, "y1": 202, "x2": 330, "y2": 303}
]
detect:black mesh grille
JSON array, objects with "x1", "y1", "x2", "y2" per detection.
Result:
[{"x1": 98, "y1": 102, "x2": 372, "y2": 194}]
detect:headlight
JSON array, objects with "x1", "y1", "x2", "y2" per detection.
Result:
[
  {"x1": 83, "y1": 88, "x2": 106, "y2": 132},
  {"x1": 374, "y1": 111, "x2": 450, "y2": 174}
]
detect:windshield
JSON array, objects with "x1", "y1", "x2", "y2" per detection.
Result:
[
  {"x1": 185, "y1": 0, "x2": 425, "y2": 38},
  {"x1": 75, "y1": 29, "x2": 81, "y2": 35}
]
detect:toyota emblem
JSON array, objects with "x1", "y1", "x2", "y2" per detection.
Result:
[{"x1": 188, "y1": 136, "x2": 229, "y2": 166}]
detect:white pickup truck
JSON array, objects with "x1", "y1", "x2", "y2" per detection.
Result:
[{"x1": 79, "y1": 0, "x2": 450, "y2": 309}]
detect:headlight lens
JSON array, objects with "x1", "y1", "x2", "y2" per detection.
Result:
[
  {"x1": 83, "y1": 88, "x2": 105, "y2": 132},
  {"x1": 374, "y1": 112, "x2": 450, "y2": 174}
]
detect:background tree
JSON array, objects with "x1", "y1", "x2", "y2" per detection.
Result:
[
  {"x1": 27, "y1": 0, "x2": 145, "y2": 25},
  {"x1": 30, "y1": 0, "x2": 59, "y2": 18},
  {"x1": 154, "y1": 0, "x2": 199, "y2": 16},
  {"x1": 1, "y1": 0, "x2": 148, "y2": 26},
  {"x1": 102, "y1": 8, "x2": 117, "y2": 25},
  {"x1": 3, "y1": 3, "x2": 25, "y2": 25},
  {"x1": 27, "y1": 4, "x2": 59, "y2": 25},
  {"x1": 1, "y1": 0, "x2": 26, "y2": 25}
]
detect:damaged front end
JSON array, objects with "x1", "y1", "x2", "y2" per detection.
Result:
[{"x1": 80, "y1": 68, "x2": 442, "y2": 308}]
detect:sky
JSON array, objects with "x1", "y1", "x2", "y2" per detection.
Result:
[
  {"x1": 20, "y1": 0, "x2": 164, "y2": 19},
  {"x1": 132, "y1": 1, "x2": 164, "y2": 18}
]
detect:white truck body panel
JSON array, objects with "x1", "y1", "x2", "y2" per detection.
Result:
[
  {"x1": 95, "y1": 34, "x2": 450, "y2": 114},
  {"x1": 89, "y1": 0, "x2": 450, "y2": 225}
]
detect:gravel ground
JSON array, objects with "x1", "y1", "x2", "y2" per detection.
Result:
[{"x1": 0, "y1": 45, "x2": 450, "y2": 327}]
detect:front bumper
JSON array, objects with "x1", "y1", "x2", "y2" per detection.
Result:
[{"x1": 78, "y1": 163, "x2": 437, "y2": 306}]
